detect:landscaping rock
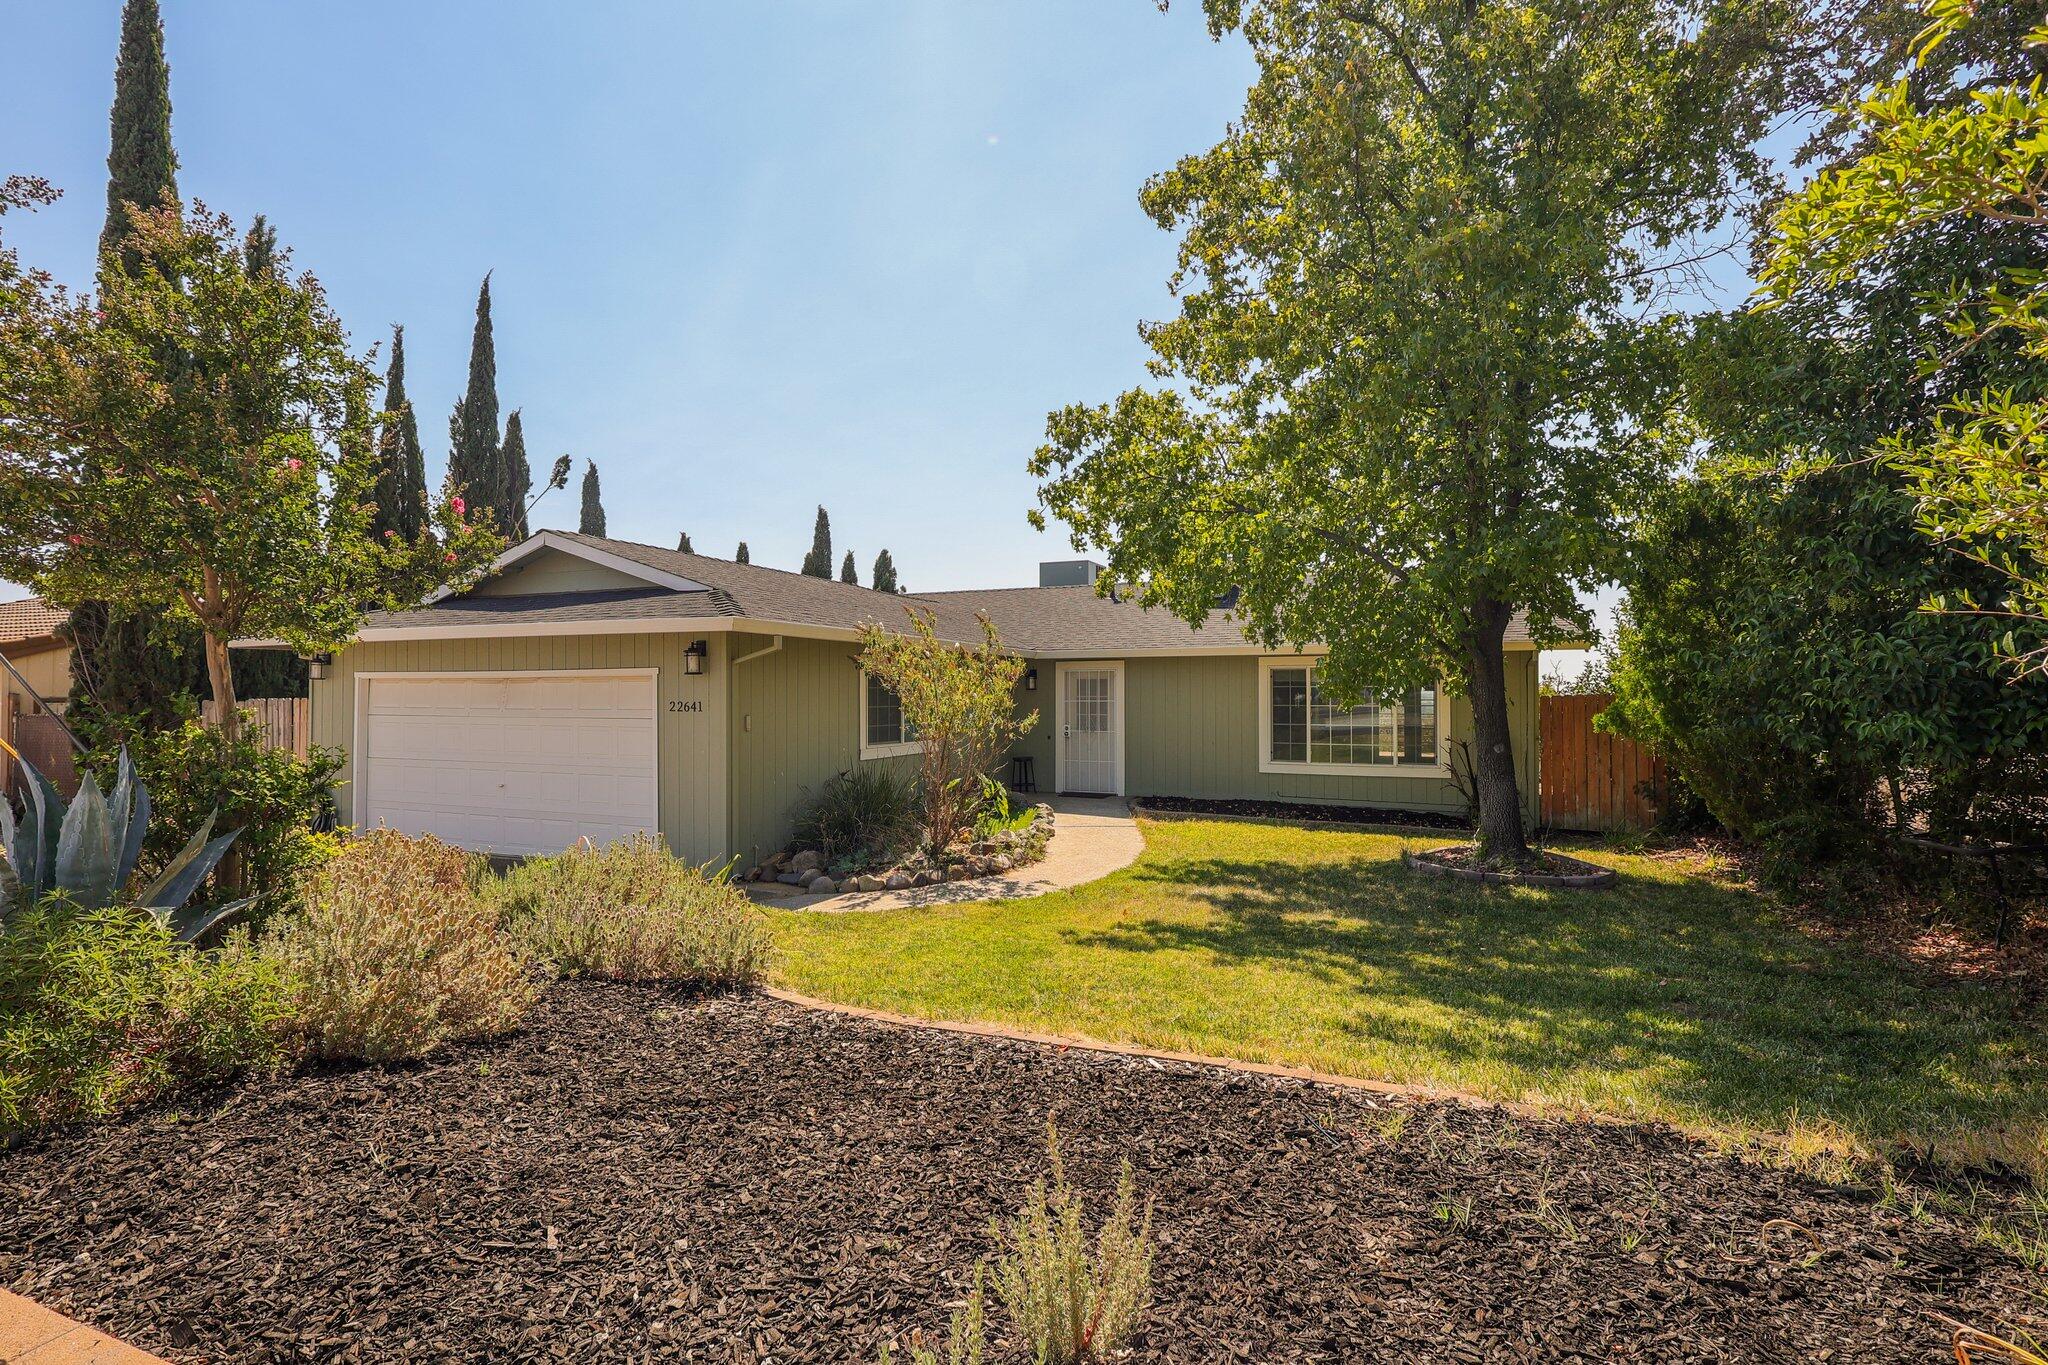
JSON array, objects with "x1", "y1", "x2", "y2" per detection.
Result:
[
  {"x1": 853, "y1": 875, "x2": 884, "y2": 893},
  {"x1": 789, "y1": 850, "x2": 823, "y2": 875},
  {"x1": 806, "y1": 875, "x2": 837, "y2": 894},
  {"x1": 775, "y1": 871, "x2": 805, "y2": 886},
  {"x1": 883, "y1": 871, "x2": 912, "y2": 891},
  {"x1": 992, "y1": 854, "x2": 1013, "y2": 872}
]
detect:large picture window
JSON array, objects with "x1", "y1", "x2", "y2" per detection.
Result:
[
  {"x1": 1262, "y1": 662, "x2": 1442, "y2": 773},
  {"x1": 860, "y1": 672, "x2": 920, "y2": 759}
]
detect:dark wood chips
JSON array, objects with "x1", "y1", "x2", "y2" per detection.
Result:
[{"x1": 0, "y1": 984, "x2": 2031, "y2": 1362}]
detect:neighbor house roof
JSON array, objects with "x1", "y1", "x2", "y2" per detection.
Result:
[
  {"x1": 0, "y1": 597, "x2": 68, "y2": 652},
  {"x1": 279, "y1": 531, "x2": 1562, "y2": 652}
]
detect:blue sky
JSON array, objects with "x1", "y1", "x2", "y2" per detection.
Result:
[
  {"x1": 2, "y1": 1, "x2": 1781, "y2": 676},
  {"x1": 5, "y1": 1, "x2": 1255, "y2": 591}
]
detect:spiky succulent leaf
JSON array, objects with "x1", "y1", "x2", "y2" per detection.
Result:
[
  {"x1": 16, "y1": 756, "x2": 62, "y2": 901},
  {"x1": 136, "y1": 816, "x2": 240, "y2": 912},
  {"x1": 54, "y1": 771, "x2": 119, "y2": 909},
  {"x1": 0, "y1": 796, "x2": 19, "y2": 912},
  {"x1": 167, "y1": 894, "x2": 255, "y2": 945},
  {"x1": 113, "y1": 750, "x2": 149, "y2": 895}
]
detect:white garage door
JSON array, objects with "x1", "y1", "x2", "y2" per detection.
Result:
[{"x1": 361, "y1": 671, "x2": 659, "y2": 856}]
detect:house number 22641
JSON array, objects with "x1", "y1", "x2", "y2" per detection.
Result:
[{"x1": 668, "y1": 700, "x2": 702, "y2": 713}]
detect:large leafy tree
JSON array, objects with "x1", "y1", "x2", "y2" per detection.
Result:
[
  {"x1": 370, "y1": 323, "x2": 429, "y2": 542},
  {"x1": 74, "y1": 0, "x2": 206, "y2": 734},
  {"x1": 1760, "y1": 0, "x2": 2048, "y2": 675},
  {"x1": 1032, "y1": 0, "x2": 1787, "y2": 863},
  {"x1": 447, "y1": 274, "x2": 506, "y2": 532},
  {"x1": 0, "y1": 205, "x2": 502, "y2": 742}
]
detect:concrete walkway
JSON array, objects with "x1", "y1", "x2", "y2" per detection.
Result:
[
  {"x1": 0, "y1": 1289, "x2": 166, "y2": 1364},
  {"x1": 748, "y1": 794, "x2": 1143, "y2": 913}
]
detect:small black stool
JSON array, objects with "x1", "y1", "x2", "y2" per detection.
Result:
[{"x1": 1008, "y1": 754, "x2": 1037, "y2": 793}]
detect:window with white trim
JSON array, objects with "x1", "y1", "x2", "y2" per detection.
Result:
[
  {"x1": 1263, "y1": 663, "x2": 1440, "y2": 770},
  {"x1": 860, "y1": 672, "x2": 921, "y2": 758}
]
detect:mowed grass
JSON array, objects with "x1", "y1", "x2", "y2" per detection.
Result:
[{"x1": 771, "y1": 816, "x2": 2047, "y2": 1178}]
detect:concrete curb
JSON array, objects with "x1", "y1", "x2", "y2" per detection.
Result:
[
  {"x1": 0, "y1": 1289, "x2": 166, "y2": 1364},
  {"x1": 760, "y1": 986, "x2": 1619, "y2": 1126}
]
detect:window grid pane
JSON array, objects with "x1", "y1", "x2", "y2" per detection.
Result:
[
  {"x1": 1272, "y1": 668, "x2": 1436, "y2": 768},
  {"x1": 866, "y1": 676, "x2": 905, "y2": 747}
]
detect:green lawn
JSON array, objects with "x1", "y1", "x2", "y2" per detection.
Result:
[{"x1": 771, "y1": 816, "x2": 2046, "y2": 1175}]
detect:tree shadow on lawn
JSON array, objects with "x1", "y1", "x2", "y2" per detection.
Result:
[{"x1": 1067, "y1": 850, "x2": 2045, "y2": 1150}]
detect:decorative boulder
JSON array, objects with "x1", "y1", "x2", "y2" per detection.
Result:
[
  {"x1": 854, "y1": 875, "x2": 884, "y2": 893},
  {"x1": 776, "y1": 871, "x2": 805, "y2": 886},
  {"x1": 790, "y1": 850, "x2": 824, "y2": 875},
  {"x1": 992, "y1": 854, "x2": 1014, "y2": 872},
  {"x1": 806, "y1": 874, "x2": 837, "y2": 894},
  {"x1": 884, "y1": 871, "x2": 913, "y2": 890}
]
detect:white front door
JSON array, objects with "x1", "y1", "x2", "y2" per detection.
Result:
[
  {"x1": 360, "y1": 671, "x2": 659, "y2": 855},
  {"x1": 1058, "y1": 664, "x2": 1122, "y2": 795}
]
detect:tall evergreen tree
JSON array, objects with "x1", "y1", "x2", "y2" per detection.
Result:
[
  {"x1": 447, "y1": 274, "x2": 505, "y2": 530},
  {"x1": 500, "y1": 409, "x2": 532, "y2": 540},
  {"x1": 735, "y1": 541, "x2": 750, "y2": 563},
  {"x1": 871, "y1": 548, "x2": 900, "y2": 594},
  {"x1": 370, "y1": 324, "x2": 429, "y2": 541},
  {"x1": 676, "y1": 530, "x2": 694, "y2": 552},
  {"x1": 800, "y1": 505, "x2": 833, "y2": 577},
  {"x1": 72, "y1": 0, "x2": 210, "y2": 734},
  {"x1": 99, "y1": 0, "x2": 177, "y2": 275},
  {"x1": 579, "y1": 460, "x2": 606, "y2": 536},
  {"x1": 839, "y1": 551, "x2": 858, "y2": 585}
]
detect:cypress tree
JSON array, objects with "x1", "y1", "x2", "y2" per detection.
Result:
[
  {"x1": 500, "y1": 409, "x2": 532, "y2": 540},
  {"x1": 800, "y1": 506, "x2": 833, "y2": 577},
  {"x1": 579, "y1": 460, "x2": 606, "y2": 536},
  {"x1": 872, "y1": 549, "x2": 900, "y2": 594},
  {"x1": 72, "y1": 0, "x2": 213, "y2": 732},
  {"x1": 735, "y1": 542, "x2": 750, "y2": 563},
  {"x1": 676, "y1": 530, "x2": 694, "y2": 553},
  {"x1": 447, "y1": 274, "x2": 505, "y2": 531},
  {"x1": 370, "y1": 325, "x2": 428, "y2": 541},
  {"x1": 839, "y1": 551, "x2": 858, "y2": 585},
  {"x1": 99, "y1": 0, "x2": 178, "y2": 276},
  {"x1": 241, "y1": 213, "x2": 278, "y2": 277}
]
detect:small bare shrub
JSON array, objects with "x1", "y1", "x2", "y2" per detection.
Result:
[
  {"x1": 991, "y1": 1122, "x2": 1154, "y2": 1364},
  {"x1": 269, "y1": 830, "x2": 533, "y2": 1062},
  {"x1": 490, "y1": 834, "x2": 771, "y2": 987}
]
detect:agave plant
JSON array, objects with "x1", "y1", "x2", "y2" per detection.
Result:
[{"x1": 0, "y1": 746, "x2": 250, "y2": 943}]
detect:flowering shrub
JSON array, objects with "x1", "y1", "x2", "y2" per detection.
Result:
[
  {"x1": 268, "y1": 830, "x2": 533, "y2": 1063},
  {"x1": 490, "y1": 834, "x2": 771, "y2": 987},
  {"x1": 0, "y1": 903, "x2": 297, "y2": 1134}
]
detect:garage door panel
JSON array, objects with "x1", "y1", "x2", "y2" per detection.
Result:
[{"x1": 362, "y1": 673, "x2": 659, "y2": 856}]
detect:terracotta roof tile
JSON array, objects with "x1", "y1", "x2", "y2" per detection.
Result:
[{"x1": 0, "y1": 597, "x2": 67, "y2": 648}]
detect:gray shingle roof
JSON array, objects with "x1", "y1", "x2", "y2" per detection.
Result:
[{"x1": 353, "y1": 533, "x2": 1553, "y2": 652}]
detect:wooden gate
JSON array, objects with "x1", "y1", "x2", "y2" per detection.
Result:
[{"x1": 1539, "y1": 693, "x2": 1664, "y2": 832}]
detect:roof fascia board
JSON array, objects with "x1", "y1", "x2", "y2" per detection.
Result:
[{"x1": 423, "y1": 530, "x2": 712, "y2": 604}]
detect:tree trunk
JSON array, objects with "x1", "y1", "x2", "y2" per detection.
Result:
[
  {"x1": 202, "y1": 629, "x2": 240, "y2": 744},
  {"x1": 1463, "y1": 598, "x2": 1532, "y2": 868}
]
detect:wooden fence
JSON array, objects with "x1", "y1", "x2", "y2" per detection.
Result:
[
  {"x1": 2, "y1": 696, "x2": 79, "y2": 799},
  {"x1": 1539, "y1": 692, "x2": 1664, "y2": 832},
  {"x1": 202, "y1": 696, "x2": 311, "y2": 758}
]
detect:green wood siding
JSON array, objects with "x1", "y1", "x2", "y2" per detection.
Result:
[
  {"x1": 724, "y1": 633, "x2": 887, "y2": 867},
  {"x1": 308, "y1": 632, "x2": 731, "y2": 863},
  {"x1": 467, "y1": 548, "x2": 649, "y2": 596},
  {"x1": 1013, "y1": 652, "x2": 1540, "y2": 820}
]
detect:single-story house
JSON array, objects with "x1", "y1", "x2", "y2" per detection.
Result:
[
  {"x1": 247, "y1": 531, "x2": 1552, "y2": 867},
  {"x1": 0, "y1": 597, "x2": 72, "y2": 719}
]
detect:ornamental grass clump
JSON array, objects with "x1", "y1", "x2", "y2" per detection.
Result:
[
  {"x1": 491, "y1": 833, "x2": 771, "y2": 987},
  {"x1": 270, "y1": 829, "x2": 532, "y2": 1063}
]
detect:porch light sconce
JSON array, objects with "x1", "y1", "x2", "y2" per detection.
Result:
[
  {"x1": 301, "y1": 651, "x2": 333, "y2": 682},
  {"x1": 1025, "y1": 668, "x2": 1038, "y2": 692},
  {"x1": 683, "y1": 640, "x2": 708, "y2": 676}
]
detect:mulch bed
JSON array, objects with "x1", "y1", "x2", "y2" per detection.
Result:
[
  {"x1": 1135, "y1": 794, "x2": 1471, "y2": 830},
  {"x1": 0, "y1": 984, "x2": 2032, "y2": 1363},
  {"x1": 1407, "y1": 844, "x2": 1619, "y2": 888}
]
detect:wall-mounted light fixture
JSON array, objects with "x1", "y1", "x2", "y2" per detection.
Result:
[
  {"x1": 1025, "y1": 667, "x2": 1038, "y2": 692},
  {"x1": 683, "y1": 639, "x2": 709, "y2": 676},
  {"x1": 301, "y1": 651, "x2": 333, "y2": 682}
]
